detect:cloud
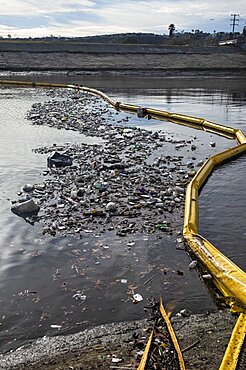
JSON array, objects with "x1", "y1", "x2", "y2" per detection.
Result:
[
  {"x1": 0, "y1": 1, "x2": 95, "y2": 16},
  {"x1": 0, "y1": 0, "x2": 245, "y2": 37}
]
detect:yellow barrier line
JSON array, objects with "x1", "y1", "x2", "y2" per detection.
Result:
[
  {"x1": 183, "y1": 143, "x2": 246, "y2": 310},
  {"x1": 145, "y1": 113, "x2": 235, "y2": 140},
  {"x1": 235, "y1": 129, "x2": 246, "y2": 144},
  {"x1": 78, "y1": 87, "x2": 238, "y2": 141},
  {"x1": 137, "y1": 330, "x2": 154, "y2": 370},
  {"x1": 0, "y1": 79, "x2": 240, "y2": 139},
  {"x1": 203, "y1": 119, "x2": 235, "y2": 136},
  {"x1": 183, "y1": 182, "x2": 199, "y2": 235},
  {"x1": 160, "y1": 299, "x2": 186, "y2": 370},
  {"x1": 118, "y1": 102, "x2": 138, "y2": 112},
  {"x1": 184, "y1": 234, "x2": 246, "y2": 312},
  {"x1": 146, "y1": 108, "x2": 235, "y2": 136},
  {"x1": 219, "y1": 313, "x2": 246, "y2": 370},
  {"x1": 79, "y1": 86, "x2": 117, "y2": 107},
  {"x1": 0, "y1": 79, "x2": 70, "y2": 89},
  {"x1": 184, "y1": 143, "x2": 246, "y2": 234}
]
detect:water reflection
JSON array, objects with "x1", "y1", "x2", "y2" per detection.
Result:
[
  {"x1": 231, "y1": 91, "x2": 246, "y2": 103},
  {"x1": 199, "y1": 156, "x2": 246, "y2": 271}
]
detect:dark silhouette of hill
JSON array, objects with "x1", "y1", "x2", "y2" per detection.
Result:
[
  {"x1": 1, "y1": 33, "x2": 168, "y2": 44},
  {"x1": 74, "y1": 33, "x2": 168, "y2": 44}
]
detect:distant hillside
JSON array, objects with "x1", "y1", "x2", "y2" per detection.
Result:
[
  {"x1": 75, "y1": 33, "x2": 168, "y2": 44},
  {"x1": 1, "y1": 33, "x2": 168, "y2": 45},
  {"x1": 1, "y1": 31, "x2": 245, "y2": 47}
]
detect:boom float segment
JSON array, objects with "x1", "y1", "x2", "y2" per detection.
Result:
[
  {"x1": 137, "y1": 330, "x2": 154, "y2": 370},
  {"x1": 0, "y1": 79, "x2": 245, "y2": 369},
  {"x1": 184, "y1": 234, "x2": 246, "y2": 312},
  {"x1": 219, "y1": 313, "x2": 246, "y2": 370},
  {"x1": 160, "y1": 299, "x2": 186, "y2": 370},
  {"x1": 183, "y1": 142, "x2": 246, "y2": 313}
]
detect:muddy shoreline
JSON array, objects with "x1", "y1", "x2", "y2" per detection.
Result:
[
  {"x1": 1, "y1": 66, "x2": 246, "y2": 77},
  {"x1": 0, "y1": 311, "x2": 238, "y2": 370}
]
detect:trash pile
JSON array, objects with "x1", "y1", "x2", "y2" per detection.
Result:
[{"x1": 11, "y1": 89, "x2": 201, "y2": 237}]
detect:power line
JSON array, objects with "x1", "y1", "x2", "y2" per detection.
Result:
[{"x1": 230, "y1": 14, "x2": 240, "y2": 34}]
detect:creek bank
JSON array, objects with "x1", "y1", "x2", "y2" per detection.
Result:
[
  {"x1": 0, "y1": 310, "x2": 237, "y2": 370},
  {"x1": 0, "y1": 43, "x2": 246, "y2": 77}
]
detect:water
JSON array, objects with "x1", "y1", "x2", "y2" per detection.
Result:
[{"x1": 0, "y1": 77, "x2": 245, "y2": 353}]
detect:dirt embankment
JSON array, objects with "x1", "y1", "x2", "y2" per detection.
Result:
[
  {"x1": 0, "y1": 42, "x2": 246, "y2": 76},
  {"x1": 0, "y1": 311, "x2": 240, "y2": 370}
]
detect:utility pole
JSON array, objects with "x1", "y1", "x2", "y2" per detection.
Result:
[{"x1": 230, "y1": 14, "x2": 239, "y2": 34}]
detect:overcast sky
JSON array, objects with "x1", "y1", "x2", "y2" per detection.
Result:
[{"x1": 0, "y1": 0, "x2": 245, "y2": 38}]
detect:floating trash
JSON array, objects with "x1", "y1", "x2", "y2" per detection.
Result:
[
  {"x1": 106, "y1": 201, "x2": 117, "y2": 212},
  {"x1": 11, "y1": 199, "x2": 40, "y2": 216},
  {"x1": 72, "y1": 292, "x2": 87, "y2": 302},
  {"x1": 22, "y1": 184, "x2": 34, "y2": 192},
  {"x1": 47, "y1": 151, "x2": 73, "y2": 167},
  {"x1": 179, "y1": 308, "x2": 191, "y2": 317},
  {"x1": 137, "y1": 107, "x2": 147, "y2": 118},
  {"x1": 120, "y1": 279, "x2": 128, "y2": 284},
  {"x1": 188, "y1": 169, "x2": 196, "y2": 177},
  {"x1": 111, "y1": 356, "x2": 122, "y2": 363},
  {"x1": 133, "y1": 293, "x2": 143, "y2": 303},
  {"x1": 189, "y1": 260, "x2": 198, "y2": 269},
  {"x1": 50, "y1": 324, "x2": 62, "y2": 329},
  {"x1": 22, "y1": 90, "x2": 193, "y2": 238}
]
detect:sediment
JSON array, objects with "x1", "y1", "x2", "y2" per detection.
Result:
[
  {"x1": 0, "y1": 310, "x2": 238, "y2": 370},
  {"x1": 0, "y1": 42, "x2": 246, "y2": 76}
]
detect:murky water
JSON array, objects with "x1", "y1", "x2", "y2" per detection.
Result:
[{"x1": 0, "y1": 76, "x2": 245, "y2": 353}]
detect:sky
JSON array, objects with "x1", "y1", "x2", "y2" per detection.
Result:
[{"x1": 0, "y1": 0, "x2": 245, "y2": 38}]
